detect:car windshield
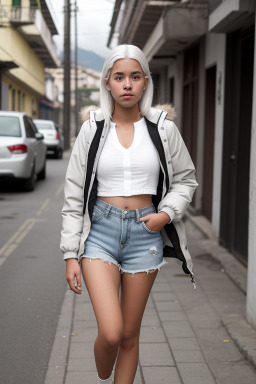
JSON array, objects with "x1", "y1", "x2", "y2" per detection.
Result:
[
  {"x1": 0, "y1": 116, "x2": 21, "y2": 137},
  {"x1": 34, "y1": 122, "x2": 55, "y2": 131}
]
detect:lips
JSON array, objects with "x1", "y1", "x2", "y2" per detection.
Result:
[{"x1": 122, "y1": 93, "x2": 133, "y2": 97}]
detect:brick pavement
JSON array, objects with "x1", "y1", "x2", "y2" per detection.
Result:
[{"x1": 45, "y1": 219, "x2": 256, "y2": 384}]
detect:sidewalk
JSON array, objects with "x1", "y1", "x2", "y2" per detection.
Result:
[{"x1": 45, "y1": 218, "x2": 256, "y2": 384}]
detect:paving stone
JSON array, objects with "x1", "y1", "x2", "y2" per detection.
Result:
[
  {"x1": 67, "y1": 357, "x2": 96, "y2": 371},
  {"x1": 140, "y1": 343, "x2": 175, "y2": 366},
  {"x1": 151, "y1": 283, "x2": 171, "y2": 292},
  {"x1": 163, "y1": 321, "x2": 195, "y2": 338},
  {"x1": 140, "y1": 326, "x2": 166, "y2": 342},
  {"x1": 65, "y1": 370, "x2": 97, "y2": 384},
  {"x1": 168, "y1": 338, "x2": 201, "y2": 351},
  {"x1": 151, "y1": 292, "x2": 178, "y2": 301},
  {"x1": 178, "y1": 362, "x2": 215, "y2": 380},
  {"x1": 141, "y1": 313, "x2": 160, "y2": 327},
  {"x1": 69, "y1": 342, "x2": 94, "y2": 359},
  {"x1": 159, "y1": 310, "x2": 187, "y2": 322},
  {"x1": 172, "y1": 350, "x2": 205, "y2": 363},
  {"x1": 70, "y1": 326, "x2": 97, "y2": 343},
  {"x1": 142, "y1": 366, "x2": 181, "y2": 384},
  {"x1": 181, "y1": 377, "x2": 216, "y2": 384},
  {"x1": 155, "y1": 300, "x2": 182, "y2": 312}
]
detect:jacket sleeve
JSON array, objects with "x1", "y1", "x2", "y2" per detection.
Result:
[
  {"x1": 158, "y1": 121, "x2": 198, "y2": 222},
  {"x1": 60, "y1": 121, "x2": 89, "y2": 260}
]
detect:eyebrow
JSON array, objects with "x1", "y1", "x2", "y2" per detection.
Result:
[{"x1": 112, "y1": 71, "x2": 143, "y2": 76}]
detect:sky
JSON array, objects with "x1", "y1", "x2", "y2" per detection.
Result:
[{"x1": 51, "y1": 0, "x2": 116, "y2": 59}]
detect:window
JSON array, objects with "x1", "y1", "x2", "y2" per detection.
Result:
[
  {"x1": 23, "y1": 116, "x2": 36, "y2": 138},
  {"x1": 22, "y1": 93, "x2": 26, "y2": 110},
  {"x1": 30, "y1": 0, "x2": 39, "y2": 9},
  {"x1": 12, "y1": 89, "x2": 16, "y2": 111},
  {"x1": 0, "y1": 116, "x2": 21, "y2": 137},
  {"x1": 18, "y1": 90, "x2": 21, "y2": 111},
  {"x1": 12, "y1": 0, "x2": 21, "y2": 6}
]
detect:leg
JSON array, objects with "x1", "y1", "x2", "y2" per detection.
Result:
[
  {"x1": 114, "y1": 270, "x2": 158, "y2": 384},
  {"x1": 81, "y1": 258, "x2": 123, "y2": 380}
]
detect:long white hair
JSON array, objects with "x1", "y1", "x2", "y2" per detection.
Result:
[{"x1": 100, "y1": 44, "x2": 153, "y2": 126}]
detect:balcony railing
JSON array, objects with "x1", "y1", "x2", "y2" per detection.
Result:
[
  {"x1": 0, "y1": 6, "x2": 37, "y2": 25},
  {"x1": 209, "y1": 0, "x2": 226, "y2": 13}
]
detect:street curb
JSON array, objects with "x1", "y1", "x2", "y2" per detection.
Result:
[
  {"x1": 44, "y1": 290, "x2": 75, "y2": 384},
  {"x1": 185, "y1": 211, "x2": 256, "y2": 371},
  {"x1": 185, "y1": 211, "x2": 247, "y2": 294},
  {"x1": 222, "y1": 315, "x2": 256, "y2": 371}
]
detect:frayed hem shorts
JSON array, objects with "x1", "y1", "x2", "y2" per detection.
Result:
[{"x1": 82, "y1": 198, "x2": 168, "y2": 276}]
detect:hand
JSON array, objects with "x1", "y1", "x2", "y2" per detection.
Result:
[
  {"x1": 66, "y1": 258, "x2": 82, "y2": 295},
  {"x1": 140, "y1": 212, "x2": 170, "y2": 232}
]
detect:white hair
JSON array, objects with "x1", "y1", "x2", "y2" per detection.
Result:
[{"x1": 100, "y1": 44, "x2": 153, "y2": 126}]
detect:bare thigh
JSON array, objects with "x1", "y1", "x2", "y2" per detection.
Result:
[
  {"x1": 120, "y1": 271, "x2": 158, "y2": 340},
  {"x1": 81, "y1": 259, "x2": 123, "y2": 337}
]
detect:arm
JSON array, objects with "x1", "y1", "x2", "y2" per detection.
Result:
[
  {"x1": 60, "y1": 121, "x2": 89, "y2": 260},
  {"x1": 158, "y1": 121, "x2": 198, "y2": 222}
]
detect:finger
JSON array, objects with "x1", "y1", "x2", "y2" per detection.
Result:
[
  {"x1": 140, "y1": 215, "x2": 148, "y2": 221},
  {"x1": 76, "y1": 272, "x2": 82, "y2": 291},
  {"x1": 67, "y1": 276, "x2": 82, "y2": 295}
]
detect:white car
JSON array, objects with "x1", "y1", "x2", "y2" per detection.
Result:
[
  {"x1": 33, "y1": 119, "x2": 64, "y2": 159},
  {"x1": 0, "y1": 111, "x2": 47, "y2": 191}
]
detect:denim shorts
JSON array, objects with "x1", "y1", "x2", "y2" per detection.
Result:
[{"x1": 82, "y1": 198, "x2": 168, "y2": 276}]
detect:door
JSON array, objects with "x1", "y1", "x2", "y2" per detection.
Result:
[
  {"x1": 220, "y1": 26, "x2": 254, "y2": 265},
  {"x1": 202, "y1": 66, "x2": 216, "y2": 221},
  {"x1": 182, "y1": 44, "x2": 199, "y2": 207}
]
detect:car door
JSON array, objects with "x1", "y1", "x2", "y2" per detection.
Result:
[
  {"x1": 29, "y1": 117, "x2": 46, "y2": 172},
  {"x1": 23, "y1": 116, "x2": 44, "y2": 174}
]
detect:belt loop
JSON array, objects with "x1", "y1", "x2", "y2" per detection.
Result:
[
  {"x1": 135, "y1": 209, "x2": 140, "y2": 223},
  {"x1": 104, "y1": 205, "x2": 111, "y2": 218}
]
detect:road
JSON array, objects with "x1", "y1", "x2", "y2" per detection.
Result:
[{"x1": 0, "y1": 155, "x2": 69, "y2": 384}]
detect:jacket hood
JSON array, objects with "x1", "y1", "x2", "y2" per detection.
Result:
[{"x1": 80, "y1": 104, "x2": 176, "y2": 124}]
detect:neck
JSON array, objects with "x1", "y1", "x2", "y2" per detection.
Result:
[{"x1": 112, "y1": 103, "x2": 142, "y2": 124}]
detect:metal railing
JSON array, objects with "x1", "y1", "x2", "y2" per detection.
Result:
[
  {"x1": 209, "y1": 0, "x2": 226, "y2": 13},
  {"x1": 0, "y1": 6, "x2": 37, "y2": 24}
]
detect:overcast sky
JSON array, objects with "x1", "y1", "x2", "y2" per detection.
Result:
[{"x1": 51, "y1": 0, "x2": 116, "y2": 58}]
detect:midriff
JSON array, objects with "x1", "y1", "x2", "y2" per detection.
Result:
[{"x1": 97, "y1": 194, "x2": 153, "y2": 210}]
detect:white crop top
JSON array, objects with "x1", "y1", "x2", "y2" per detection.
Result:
[{"x1": 96, "y1": 117, "x2": 160, "y2": 197}]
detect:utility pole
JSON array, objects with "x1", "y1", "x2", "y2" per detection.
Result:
[
  {"x1": 74, "y1": 0, "x2": 79, "y2": 136},
  {"x1": 63, "y1": 0, "x2": 71, "y2": 150}
]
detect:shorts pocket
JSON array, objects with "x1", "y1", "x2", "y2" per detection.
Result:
[
  {"x1": 92, "y1": 205, "x2": 104, "y2": 222},
  {"x1": 142, "y1": 221, "x2": 160, "y2": 234}
]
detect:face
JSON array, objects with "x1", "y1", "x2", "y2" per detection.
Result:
[{"x1": 105, "y1": 58, "x2": 148, "y2": 109}]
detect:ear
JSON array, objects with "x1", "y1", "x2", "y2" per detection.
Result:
[
  {"x1": 144, "y1": 76, "x2": 149, "y2": 91},
  {"x1": 104, "y1": 77, "x2": 110, "y2": 91}
]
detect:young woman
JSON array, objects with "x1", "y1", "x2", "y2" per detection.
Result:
[{"x1": 60, "y1": 44, "x2": 198, "y2": 384}]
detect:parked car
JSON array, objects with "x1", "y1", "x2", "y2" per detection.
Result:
[
  {"x1": 33, "y1": 119, "x2": 64, "y2": 159},
  {"x1": 0, "y1": 111, "x2": 47, "y2": 191}
]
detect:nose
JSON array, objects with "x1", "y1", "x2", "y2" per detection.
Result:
[{"x1": 124, "y1": 77, "x2": 132, "y2": 90}]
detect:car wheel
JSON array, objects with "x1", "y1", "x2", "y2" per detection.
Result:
[
  {"x1": 55, "y1": 148, "x2": 62, "y2": 159},
  {"x1": 23, "y1": 164, "x2": 36, "y2": 192},
  {"x1": 37, "y1": 159, "x2": 46, "y2": 180}
]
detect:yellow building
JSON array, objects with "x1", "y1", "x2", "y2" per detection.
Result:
[{"x1": 0, "y1": 0, "x2": 60, "y2": 117}]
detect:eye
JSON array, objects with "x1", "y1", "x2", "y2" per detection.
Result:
[
  {"x1": 133, "y1": 75, "x2": 140, "y2": 80},
  {"x1": 115, "y1": 76, "x2": 123, "y2": 81}
]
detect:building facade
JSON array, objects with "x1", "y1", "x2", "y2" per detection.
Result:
[
  {"x1": 108, "y1": 0, "x2": 256, "y2": 327},
  {"x1": 0, "y1": 0, "x2": 60, "y2": 118},
  {"x1": 47, "y1": 66, "x2": 101, "y2": 135}
]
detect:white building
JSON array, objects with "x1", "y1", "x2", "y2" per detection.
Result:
[{"x1": 108, "y1": 0, "x2": 256, "y2": 328}]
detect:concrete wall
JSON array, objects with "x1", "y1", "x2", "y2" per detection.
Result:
[
  {"x1": 204, "y1": 32, "x2": 226, "y2": 236},
  {"x1": 246, "y1": 15, "x2": 256, "y2": 329},
  {"x1": 167, "y1": 53, "x2": 183, "y2": 129}
]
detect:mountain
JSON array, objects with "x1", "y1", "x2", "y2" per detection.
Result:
[{"x1": 61, "y1": 48, "x2": 105, "y2": 72}]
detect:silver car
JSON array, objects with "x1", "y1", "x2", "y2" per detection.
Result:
[
  {"x1": 33, "y1": 119, "x2": 64, "y2": 159},
  {"x1": 0, "y1": 111, "x2": 47, "y2": 191}
]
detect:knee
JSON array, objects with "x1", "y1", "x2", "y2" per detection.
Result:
[
  {"x1": 99, "y1": 327, "x2": 123, "y2": 349},
  {"x1": 120, "y1": 329, "x2": 139, "y2": 350}
]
